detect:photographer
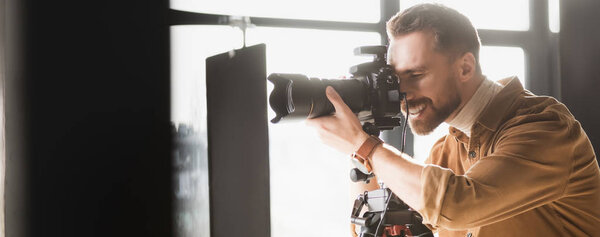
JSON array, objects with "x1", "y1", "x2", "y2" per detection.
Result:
[{"x1": 307, "y1": 4, "x2": 600, "y2": 236}]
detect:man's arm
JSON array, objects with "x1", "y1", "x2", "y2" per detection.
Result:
[
  {"x1": 369, "y1": 144, "x2": 424, "y2": 210},
  {"x1": 308, "y1": 87, "x2": 576, "y2": 231},
  {"x1": 307, "y1": 86, "x2": 426, "y2": 212},
  {"x1": 415, "y1": 116, "x2": 574, "y2": 230}
]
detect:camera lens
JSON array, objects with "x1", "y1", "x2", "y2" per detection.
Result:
[{"x1": 267, "y1": 73, "x2": 368, "y2": 123}]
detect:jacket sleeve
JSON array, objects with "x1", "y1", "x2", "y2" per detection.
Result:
[{"x1": 417, "y1": 111, "x2": 577, "y2": 230}]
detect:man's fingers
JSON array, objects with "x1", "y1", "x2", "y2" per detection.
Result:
[
  {"x1": 306, "y1": 116, "x2": 334, "y2": 129},
  {"x1": 326, "y1": 86, "x2": 350, "y2": 115}
]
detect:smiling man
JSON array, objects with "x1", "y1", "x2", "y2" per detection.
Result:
[{"x1": 307, "y1": 4, "x2": 600, "y2": 237}]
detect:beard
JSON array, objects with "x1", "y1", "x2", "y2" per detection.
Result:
[{"x1": 401, "y1": 76, "x2": 461, "y2": 136}]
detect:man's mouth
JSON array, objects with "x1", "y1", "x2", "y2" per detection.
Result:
[{"x1": 408, "y1": 104, "x2": 426, "y2": 117}]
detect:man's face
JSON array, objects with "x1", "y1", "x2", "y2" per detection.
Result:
[{"x1": 389, "y1": 31, "x2": 462, "y2": 135}]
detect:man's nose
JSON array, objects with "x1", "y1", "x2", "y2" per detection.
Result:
[
  {"x1": 403, "y1": 92, "x2": 415, "y2": 102},
  {"x1": 399, "y1": 81, "x2": 415, "y2": 100}
]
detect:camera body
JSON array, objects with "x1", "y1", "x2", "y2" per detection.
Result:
[{"x1": 267, "y1": 45, "x2": 403, "y2": 135}]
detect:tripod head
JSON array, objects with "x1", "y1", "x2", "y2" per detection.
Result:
[{"x1": 350, "y1": 185, "x2": 433, "y2": 237}]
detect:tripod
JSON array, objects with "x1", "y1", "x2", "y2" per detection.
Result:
[
  {"x1": 350, "y1": 184, "x2": 433, "y2": 237},
  {"x1": 350, "y1": 122, "x2": 433, "y2": 237}
]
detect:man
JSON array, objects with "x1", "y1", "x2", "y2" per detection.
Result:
[{"x1": 307, "y1": 4, "x2": 600, "y2": 236}]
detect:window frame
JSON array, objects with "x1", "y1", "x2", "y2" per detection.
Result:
[{"x1": 169, "y1": 0, "x2": 560, "y2": 156}]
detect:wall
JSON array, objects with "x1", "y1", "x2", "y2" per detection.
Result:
[{"x1": 560, "y1": 0, "x2": 600, "y2": 160}]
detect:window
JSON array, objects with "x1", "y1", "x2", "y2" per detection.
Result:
[
  {"x1": 171, "y1": 25, "x2": 381, "y2": 236},
  {"x1": 171, "y1": 26, "x2": 243, "y2": 129},
  {"x1": 170, "y1": 1, "x2": 558, "y2": 236},
  {"x1": 480, "y1": 46, "x2": 526, "y2": 86},
  {"x1": 171, "y1": 25, "x2": 244, "y2": 237},
  {"x1": 549, "y1": 0, "x2": 560, "y2": 32},
  {"x1": 171, "y1": 0, "x2": 380, "y2": 23}
]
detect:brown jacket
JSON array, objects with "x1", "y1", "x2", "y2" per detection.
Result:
[{"x1": 418, "y1": 77, "x2": 600, "y2": 236}]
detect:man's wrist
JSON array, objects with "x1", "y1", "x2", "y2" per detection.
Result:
[{"x1": 351, "y1": 135, "x2": 384, "y2": 174}]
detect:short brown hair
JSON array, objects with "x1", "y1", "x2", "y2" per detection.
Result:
[{"x1": 386, "y1": 4, "x2": 481, "y2": 72}]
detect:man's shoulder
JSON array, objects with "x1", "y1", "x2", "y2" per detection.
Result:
[
  {"x1": 517, "y1": 93, "x2": 568, "y2": 115},
  {"x1": 491, "y1": 92, "x2": 594, "y2": 166},
  {"x1": 502, "y1": 93, "x2": 576, "y2": 131}
]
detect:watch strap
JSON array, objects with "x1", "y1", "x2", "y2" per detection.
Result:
[{"x1": 351, "y1": 135, "x2": 383, "y2": 173}]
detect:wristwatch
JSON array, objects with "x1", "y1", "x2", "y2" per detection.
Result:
[{"x1": 350, "y1": 135, "x2": 384, "y2": 174}]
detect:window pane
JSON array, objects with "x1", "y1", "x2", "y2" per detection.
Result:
[
  {"x1": 171, "y1": 0, "x2": 380, "y2": 23},
  {"x1": 399, "y1": 0, "x2": 529, "y2": 31},
  {"x1": 171, "y1": 25, "x2": 243, "y2": 237},
  {"x1": 413, "y1": 46, "x2": 525, "y2": 161},
  {"x1": 246, "y1": 27, "x2": 380, "y2": 237},
  {"x1": 171, "y1": 26, "x2": 242, "y2": 129},
  {"x1": 549, "y1": 0, "x2": 560, "y2": 32},
  {"x1": 479, "y1": 46, "x2": 526, "y2": 86}
]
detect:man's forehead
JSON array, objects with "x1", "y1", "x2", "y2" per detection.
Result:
[{"x1": 388, "y1": 31, "x2": 437, "y2": 73}]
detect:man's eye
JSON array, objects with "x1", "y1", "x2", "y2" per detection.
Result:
[{"x1": 411, "y1": 74, "x2": 424, "y2": 79}]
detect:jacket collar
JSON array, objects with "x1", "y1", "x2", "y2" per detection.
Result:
[{"x1": 476, "y1": 76, "x2": 526, "y2": 132}]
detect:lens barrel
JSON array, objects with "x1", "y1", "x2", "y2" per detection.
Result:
[{"x1": 268, "y1": 73, "x2": 368, "y2": 123}]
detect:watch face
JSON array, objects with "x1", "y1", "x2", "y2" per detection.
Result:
[{"x1": 351, "y1": 157, "x2": 371, "y2": 174}]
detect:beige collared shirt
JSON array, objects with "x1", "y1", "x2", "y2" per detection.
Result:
[
  {"x1": 447, "y1": 77, "x2": 503, "y2": 137},
  {"x1": 418, "y1": 77, "x2": 600, "y2": 236}
]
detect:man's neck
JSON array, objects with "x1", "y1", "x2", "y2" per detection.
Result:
[{"x1": 447, "y1": 77, "x2": 503, "y2": 137}]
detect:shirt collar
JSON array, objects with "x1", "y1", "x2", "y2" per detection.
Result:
[{"x1": 447, "y1": 77, "x2": 502, "y2": 136}]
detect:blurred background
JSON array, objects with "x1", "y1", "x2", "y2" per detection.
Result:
[{"x1": 2, "y1": 0, "x2": 599, "y2": 236}]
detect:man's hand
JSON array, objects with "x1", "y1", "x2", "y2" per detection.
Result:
[{"x1": 306, "y1": 86, "x2": 370, "y2": 155}]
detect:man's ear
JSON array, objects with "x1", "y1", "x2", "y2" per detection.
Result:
[{"x1": 457, "y1": 52, "x2": 476, "y2": 82}]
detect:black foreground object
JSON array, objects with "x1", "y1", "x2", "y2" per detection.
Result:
[{"x1": 206, "y1": 44, "x2": 271, "y2": 237}]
